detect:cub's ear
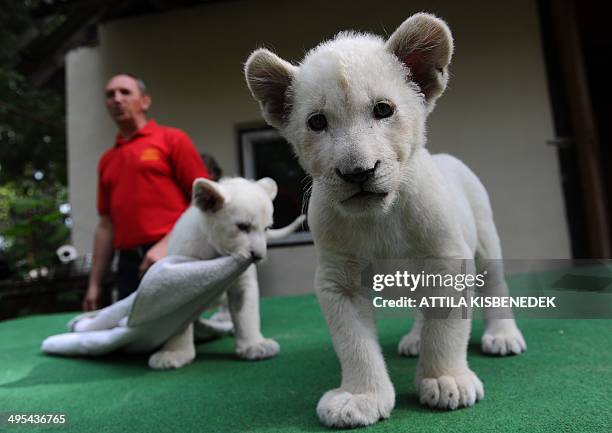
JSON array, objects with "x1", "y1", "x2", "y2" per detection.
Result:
[
  {"x1": 256, "y1": 177, "x2": 278, "y2": 200},
  {"x1": 244, "y1": 48, "x2": 298, "y2": 129},
  {"x1": 192, "y1": 178, "x2": 228, "y2": 213},
  {"x1": 385, "y1": 13, "x2": 453, "y2": 111}
]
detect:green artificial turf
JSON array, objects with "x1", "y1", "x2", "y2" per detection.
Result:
[{"x1": 0, "y1": 294, "x2": 611, "y2": 433}]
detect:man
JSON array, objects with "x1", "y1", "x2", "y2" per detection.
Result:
[{"x1": 82, "y1": 74, "x2": 210, "y2": 311}]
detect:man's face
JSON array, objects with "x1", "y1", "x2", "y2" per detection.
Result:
[{"x1": 104, "y1": 75, "x2": 151, "y2": 124}]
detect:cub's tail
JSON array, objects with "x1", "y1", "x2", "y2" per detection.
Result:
[{"x1": 265, "y1": 214, "x2": 306, "y2": 241}]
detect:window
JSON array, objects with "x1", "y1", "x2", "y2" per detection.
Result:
[{"x1": 239, "y1": 126, "x2": 311, "y2": 246}]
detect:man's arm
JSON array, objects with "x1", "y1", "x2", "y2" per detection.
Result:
[
  {"x1": 138, "y1": 234, "x2": 169, "y2": 277},
  {"x1": 82, "y1": 216, "x2": 114, "y2": 311}
]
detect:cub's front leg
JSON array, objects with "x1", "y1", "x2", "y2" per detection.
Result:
[
  {"x1": 148, "y1": 323, "x2": 196, "y2": 370},
  {"x1": 416, "y1": 317, "x2": 484, "y2": 409},
  {"x1": 415, "y1": 258, "x2": 484, "y2": 410},
  {"x1": 315, "y1": 256, "x2": 395, "y2": 428},
  {"x1": 227, "y1": 264, "x2": 279, "y2": 360}
]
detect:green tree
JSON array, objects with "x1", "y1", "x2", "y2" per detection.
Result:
[{"x1": 0, "y1": 0, "x2": 70, "y2": 277}]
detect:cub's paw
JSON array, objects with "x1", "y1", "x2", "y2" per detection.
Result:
[
  {"x1": 148, "y1": 349, "x2": 195, "y2": 370},
  {"x1": 316, "y1": 388, "x2": 394, "y2": 428},
  {"x1": 236, "y1": 338, "x2": 279, "y2": 360},
  {"x1": 481, "y1": 324, "x2": 526, "y2": 356},
  {"x1": 398, "y1": 332, "x2": 420, "y2": 357},
  {"x1": 417, "y1": 369, "x2": 484, "y2": 410}
]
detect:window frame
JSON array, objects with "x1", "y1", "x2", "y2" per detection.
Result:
[{"x1": 238, "y1": 125, "x2": 312, "y2": 247}]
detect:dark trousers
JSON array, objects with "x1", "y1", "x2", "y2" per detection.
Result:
[{"x1": 116, "y1": 244, "x2": 153, "y2": 300}]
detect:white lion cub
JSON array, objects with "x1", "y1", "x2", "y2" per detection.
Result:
[
  {"x1": 147, "y1": 177, "x2": 282, "y2": 370},
  {"x1": 245, "y1": 13, "x2": 526, "y2": 428}
]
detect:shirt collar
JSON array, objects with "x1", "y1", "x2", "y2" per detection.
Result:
[{"x1": 115, "y1": 120, "x2": 157, "y2": 147}]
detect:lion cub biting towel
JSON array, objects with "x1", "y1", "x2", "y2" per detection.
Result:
[
  {"x1": 245, "y1": 12, "x2": 526, "y2": 428},
  {"x1": 148, "y1": 177, "x2": 284, "y2": 369},
  {"x1": 45, "y1": 177, "x2": 301, "y2": 370}
]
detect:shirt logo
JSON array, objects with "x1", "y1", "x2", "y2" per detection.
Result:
[{"x1": 140, "y1": 147, "x2": 161, "y2": 161}]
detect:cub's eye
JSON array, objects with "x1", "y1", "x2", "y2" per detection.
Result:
[
  {"x1": 236, "y1": 223, "x2": 251, "y2": 233},
  {"x1": 373, "y1": 101, "x2": 394, "y2": 119},
  {"x1": 307, "y1": 113, "x2": 327, "y2": 131}
]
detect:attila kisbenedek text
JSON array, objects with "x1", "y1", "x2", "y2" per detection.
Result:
[{"x1": 371, "y1": 270, "x2": 556, "y2": 309}]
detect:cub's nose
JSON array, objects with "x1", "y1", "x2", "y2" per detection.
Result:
[{"x1": 335, "y1": 161, "x2": 380, "y2": 184}]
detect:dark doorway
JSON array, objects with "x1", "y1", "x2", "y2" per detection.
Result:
[{"x1": 538, "y1": 0, "x2": 612, "y2": 258}]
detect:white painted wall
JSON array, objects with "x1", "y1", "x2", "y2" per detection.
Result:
[{"x1": 66, "y1": 0, "x2": 571, "y2": 296}]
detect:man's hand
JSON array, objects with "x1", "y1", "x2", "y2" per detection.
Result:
[
  {"x1": 139, "y1": 236, "x2": 169, "y2": 277},
  {"x1": 83, "y1": 284, "x2": 101, "y2": 311}
]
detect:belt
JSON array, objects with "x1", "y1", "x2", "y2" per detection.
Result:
[{"x1": 118, "y1": 244, "x2": 154, "y2": 260}]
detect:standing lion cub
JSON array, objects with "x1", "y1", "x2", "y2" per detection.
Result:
[{"x1": 245, "y1": 13, "x2": 526, "y2": 428}]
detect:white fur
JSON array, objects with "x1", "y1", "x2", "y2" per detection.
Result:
[
  {"x1": 245, "y1": 13, "x2": 525, "y2": 428},
  {"x1": 148, "y1": 177, "x2": 282, "y2": 369},
  {"x1": 42, "y1": 178, "x2": 303, "y2": 369}
]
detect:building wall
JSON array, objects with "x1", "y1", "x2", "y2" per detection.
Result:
[{"x1": 66, "y1": 0, "x2": 571, "y2": 296}]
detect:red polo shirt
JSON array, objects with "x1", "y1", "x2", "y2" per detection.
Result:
[{"x1": 97, "y1": 120, "x2": 210, "y2": 249}]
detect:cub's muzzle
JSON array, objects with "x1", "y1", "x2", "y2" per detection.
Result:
[{"x1": 335, "y1": 161, "x2": 381, "y2": 185}]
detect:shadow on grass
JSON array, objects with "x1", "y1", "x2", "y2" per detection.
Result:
[
  {"x1": 0, "y1": 352, "x2": 149, "y2": 388},
  {"x1": 0, "y1": 336, "x2": 249, "y2": 389}
]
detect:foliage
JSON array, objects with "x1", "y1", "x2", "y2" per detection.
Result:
[
  {"x1": 0, "y1": 0, "x2": 67, "y2": 186},
  {"x1": 0, "y1": 69, "x2": 66, "y2": 186},
  {"x1": 0, "y1": 182, "x2": 70, "y2": 276},
  {"x1": 0, "y1": 0, "x2": 70, "y2": 278}
]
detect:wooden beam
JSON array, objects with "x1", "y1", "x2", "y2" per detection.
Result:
[{"x1": 548, "y1": 0, "x2": 611, "y2": 257}]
